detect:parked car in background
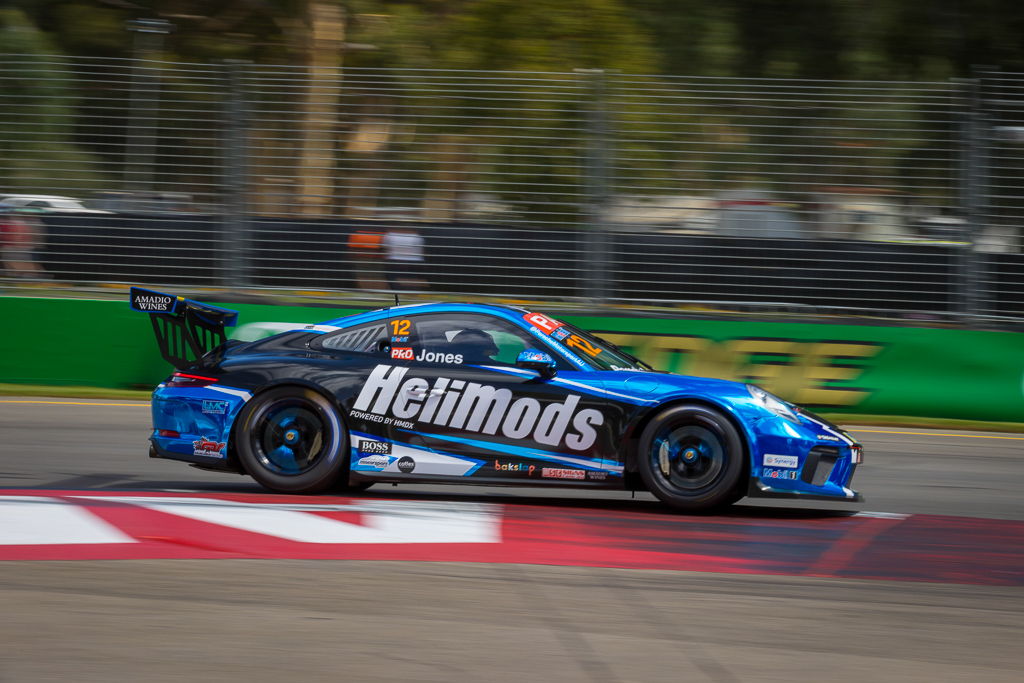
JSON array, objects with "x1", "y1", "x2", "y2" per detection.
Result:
[
  {"x1": 716, "y1": 189, "x2": 809, "y2": 239},
  {"x1": 604, "y1": 195, "x2": 718, "y2": 233},
  {"x1": 0, "y1": 194, "x2": 110, "y2": 214},
  {"x1": 90, "y1": 191, "x2": 213, "y2": 214}
]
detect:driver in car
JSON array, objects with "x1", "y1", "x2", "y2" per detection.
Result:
[{"x1": 448, "y1": 329, "x2": 500, "y2": 364}]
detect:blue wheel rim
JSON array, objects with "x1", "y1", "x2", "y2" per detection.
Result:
[
  {"x1": 253, "y1": 400, "x2": 326, "y2": 475},
  {"x1": 650, "y1": 424, "x2": 725, "y2": 492}
]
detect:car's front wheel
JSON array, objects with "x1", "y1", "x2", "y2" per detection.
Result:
[
  {"x1": 637, "y1": 403, "x2": 745, "y2": 512},
  {"x1": 235, "y1": 386, "x2": 349, "y2": 494}
]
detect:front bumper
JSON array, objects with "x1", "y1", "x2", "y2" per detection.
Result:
[{"x1": 746, "y1": 409, "x2": 863, "y2": 502}]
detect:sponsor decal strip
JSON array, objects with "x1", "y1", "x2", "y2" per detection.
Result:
[
  {"x1": 355, "y1": 453, "x2": 391, "y2": 470},
  {"x1": 763, "y1": 454, "x2": 799, "y2": 469},
  {"x1": 202, "y1": 400, "x2": 229, "y2": 414},
  {"x1": 348, "y1": 432, "x2": 486, "y2": 476},
  {"x1": 192, "y1": 436, "x2": 227, "y2": 458},
  {"x1": 762, "y1": 468, "x2": 799, "y2": 480},
  {"x1": 130, "y1": 293, "x2": 177, "y2": 312},
  {"x1": 542, "y1": 467, "x2": 586, "y2": 480},
  {"x1": 414, "y1": 430, "x2": 624, "y2": 473},
  {"x1": 1, "y1": 490, "x2": 1022, "y2": 587}
]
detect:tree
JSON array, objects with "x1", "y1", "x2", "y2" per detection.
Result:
[
  {"x1": 0, "y1": 8, "x2": 107, "y2": 194},
  {"x1": 333, "y1": 0, "x2": 660, "y2": 222}
]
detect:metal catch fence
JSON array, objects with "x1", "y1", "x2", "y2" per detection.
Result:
[{"x1": 1, "y1": 55, "x2": 1021, "y2": 322}]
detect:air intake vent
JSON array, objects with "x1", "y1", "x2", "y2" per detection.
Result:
[{"x1": 801, "y1": 446, "x2": 840, "y2": 486}]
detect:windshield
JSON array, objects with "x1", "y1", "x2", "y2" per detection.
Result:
[{"x1": 521, "y1": 311, "x2": 648, "y2": 371}]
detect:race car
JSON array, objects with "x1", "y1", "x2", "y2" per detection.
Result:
[{"x1": 130, "y1": 287, "x2": 863, "y2": 512}]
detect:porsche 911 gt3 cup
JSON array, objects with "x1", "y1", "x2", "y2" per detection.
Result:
[{"x1": 131, "y1": 287, "x2": 862, "y2": 512}]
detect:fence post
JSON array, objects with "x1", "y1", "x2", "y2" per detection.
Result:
[
  {"x1": 578, "y1": 69, "x2": 612, "y2": 303},
  {"x1": 124, "y1": 19, "x2": 173, "y2": 192},
  {"x1": 222, "y1": 60, "x2": 250, "y2": 289},
  {"x1": 957, "y1": 72, "x2": 989, "y2": 320}
]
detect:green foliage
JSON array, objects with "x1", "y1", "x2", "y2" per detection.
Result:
[
  {"x1": 49, "y1": 2, "x2": 129, "y2": 56},
  {"x1": 333, "y1": 1, "x2": 660, "y2": 222},
  {"x1": 437, "y1": 0, "x2": 656, "y2": 73},
  {"x1": 11, "y1": 0, "x2": 1024, "y2": 80},
  {"x1": 0, "y1": 8, "x2": 107, "y2": 192},
  {"x1": 627, "y1": 0, "x2": 1024, "y2": 80}
]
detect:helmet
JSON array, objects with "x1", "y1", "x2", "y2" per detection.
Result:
[{"x1": 449, "y1": 329, "x2": 499, "y2": 363}]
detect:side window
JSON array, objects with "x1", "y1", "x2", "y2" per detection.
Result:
[
  {"x1": 318, "y1": 322, "x2": 388, "y2": 353},
  {"x1": 488, "y1": 330, "x2": 531, "y2": 365},
  {"x1": 399, "y1": 313, "x2": 570, "y2": 369}
]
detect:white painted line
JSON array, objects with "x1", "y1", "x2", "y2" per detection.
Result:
[
  {"x1": 849, "y1": 428, "x2": 1024, "y2": 441},
  {"x1": 0, "y1": 496, "x2": 136, "y2": 545},
  {"x1": 854, "y1": 511, "x2": 910, "y2": 519},
  {"x1": 82, "y1": 496, "x2": 501, "y2": 544}
]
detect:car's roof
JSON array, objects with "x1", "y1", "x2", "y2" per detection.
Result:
[{"x1": 321, "y1": 301, "x2": 532, "y2": 327}]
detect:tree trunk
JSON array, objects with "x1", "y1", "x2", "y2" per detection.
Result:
[
  {"x1": 296, "y1": 2, "x2": 345, "y2": 217},
  {"x1": 422, "y1": 134, "x2": 472, "y2": 221}
]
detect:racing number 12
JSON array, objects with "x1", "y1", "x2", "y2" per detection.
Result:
[
  {"x1": 565, "y1": 334, "x2": 602, "y2": 358},
  {"x1": 390, "y1": 319, "x2": 411, "y2": 336}
]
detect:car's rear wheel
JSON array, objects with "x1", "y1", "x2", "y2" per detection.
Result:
[
  {"x1": 637, "y1": 403, "x2": 745, "y2": 512},
  {"x1": 235, "y1": 387, "x2": 348, "y2": 494}
]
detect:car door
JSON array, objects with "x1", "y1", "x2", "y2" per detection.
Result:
[{"x1": 349, "y1": 311, "x2": 620, "y2": 484}]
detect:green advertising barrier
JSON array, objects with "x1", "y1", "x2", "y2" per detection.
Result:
[
  {"x1": 0, "y1": 297, "x2": 361, "y2": 389},
  {"x1": 568, "y1": 315, "x2": 1024, "y2": 422},
  {"x1": 1, "y1": 296, "x2": 1021, "y2": 422}
]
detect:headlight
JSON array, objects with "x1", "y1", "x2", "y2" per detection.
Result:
[{"x1": 747, "y1": 384, "x2": 800, "y2": 424}]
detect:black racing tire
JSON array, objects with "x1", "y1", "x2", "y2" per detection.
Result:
[
  {"x1": 235, "y1": 386, "x2": 349, "y2": 494},
  {"x1": 637, "y1": 403, "x2": 746, "y2": 512}
]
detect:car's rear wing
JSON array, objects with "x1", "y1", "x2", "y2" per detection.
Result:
[{"x1": 129, "y1": 286, "x2": 238, "y2": 370}]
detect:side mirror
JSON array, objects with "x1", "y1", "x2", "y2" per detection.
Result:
[{"x1": 516, "y1": 349, "x2": 556, "y2": 379}]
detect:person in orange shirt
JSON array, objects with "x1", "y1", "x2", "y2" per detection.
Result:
[{"x1": 347, "y1": 229, "x2": 384, "y2": 290}]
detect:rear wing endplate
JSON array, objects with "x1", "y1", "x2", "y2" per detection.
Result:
[{"x1": 130, "y1": 286, "x2": 238, "y2": 370}]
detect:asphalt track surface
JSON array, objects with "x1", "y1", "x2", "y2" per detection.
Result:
[{"x1": 1, "y1": 399, "x2": 1022, "y2": 682}]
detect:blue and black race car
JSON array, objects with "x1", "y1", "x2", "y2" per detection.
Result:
[{"x1": 131, "y1": 288, "x2": 862, "y2": 512}]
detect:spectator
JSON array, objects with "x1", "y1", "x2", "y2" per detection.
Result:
[
  {"x1": 346, "y1": 228, "x2": 385, "y2": 290},
  {"x1": 382, "y1": 226, "x2": 427, "y2": 292},
  {"x1": 1, "y1": 208, "x2": 49, "y2": 280}
]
